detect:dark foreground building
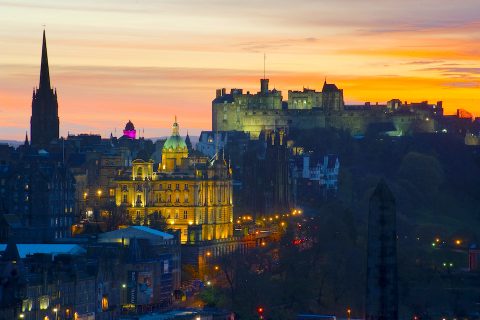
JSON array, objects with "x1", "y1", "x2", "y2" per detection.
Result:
[{"x1": 365, "y1": 180, "x2": 398, "y2": 320}]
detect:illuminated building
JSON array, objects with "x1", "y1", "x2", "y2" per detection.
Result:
[
  {"x1": 123, "y1": 120, "x2": 136, "y2": 140},
  {"x1": 115, "y1": 118, "x2": 234, "y2": 243},
  {"x1": 212, "y1": 78, "x2": 444, "y2": 139},
  {"x1": 30, "y1": 30, "x2": 59, "y2": 148}
]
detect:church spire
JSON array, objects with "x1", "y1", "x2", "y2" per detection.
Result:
[
  {"x1": 39, "y1": 30, "x2": 51, "y2": 90},
  {"x1": 24, "y1": 131, "x2": 29, "y2": 146}
]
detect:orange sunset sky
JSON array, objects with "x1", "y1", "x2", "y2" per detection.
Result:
[{"x1": 0, "y1": 0, "x2": 479, "y2": 140}]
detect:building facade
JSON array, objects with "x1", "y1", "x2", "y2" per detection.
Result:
[{"x1": 114, "y1": 120, "x2": 234, "y2": 243}]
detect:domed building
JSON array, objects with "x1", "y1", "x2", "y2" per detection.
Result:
[
  {"x1": 160, "y1": 117, "x2": 188, "y2": 171},
  {"x1": 114, "y1": 117, "x2": 234, "y2": 246},
  {"x1": 123, "y1": 120, "x2": 136, "y2": 140}
]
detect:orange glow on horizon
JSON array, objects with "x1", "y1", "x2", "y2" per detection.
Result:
[{"x1": 0, "y1": 1, "x2": 479, "y2": 140}]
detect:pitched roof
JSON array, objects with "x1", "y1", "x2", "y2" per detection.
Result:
[{"x1": 99, "y1": 226, "x2": 174, "y2": 243}]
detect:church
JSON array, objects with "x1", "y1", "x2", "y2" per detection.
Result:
[{"x1": 114, "y1": 118, "x2": 234, "y2": 244}]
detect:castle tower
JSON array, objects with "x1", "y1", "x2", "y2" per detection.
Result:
[
  {"x1": 30, "y1": 30, "x2": 60, "y2": 147},
  {"x1": 365, "y1": 180, "x2": 398, "y2": 320}
]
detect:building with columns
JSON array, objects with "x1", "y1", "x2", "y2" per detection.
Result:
[{"x1": 114, "y1": 119, "x2": 234, "y2": 244}]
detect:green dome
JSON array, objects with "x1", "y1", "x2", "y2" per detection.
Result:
[
  {"x1": 163, "y1": 135, "x2": 187, "y2": 150},
  {"x1": 163, "y1": 118, "x2": 187, "y2": 151}
]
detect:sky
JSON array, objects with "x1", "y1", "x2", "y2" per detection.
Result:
[{"x1": 0, "y1": 0, "x2": 479, "y2": 140}]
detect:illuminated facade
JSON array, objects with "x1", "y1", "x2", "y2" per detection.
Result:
[
  {"x1": 212, "y1": 78, "x2": 442, "y2": 138},
  {"x1": 123, "y1": 120, "x2": 136, "y2": 139},
  {"x1": 115, "y1": 119, "x2": 234, "y2": 243}
]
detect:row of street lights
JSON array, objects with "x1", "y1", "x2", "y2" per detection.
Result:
[{"x1": 19, "y1": 307, "x2": 60, "y2": 320}]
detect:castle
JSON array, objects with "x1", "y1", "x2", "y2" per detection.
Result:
[{"x1": 212, "y1": 78, "x2": 443, "y2": 138}]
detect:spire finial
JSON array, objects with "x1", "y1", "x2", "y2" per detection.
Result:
[
  {"x1": 172, "y1": 116, "x2": 179, "y2": 136},
  {"x1": 24, "y1": 131, "x2": 29, "y2": 146},
  {"x1": 39, "y1": 29, "x2": 51, "y2": 90}
]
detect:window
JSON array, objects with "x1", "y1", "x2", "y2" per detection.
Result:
[
  {"x1": 136, "y1": 194, "x2": 142, "y2": 205},
  {"x1": 175, "y1": 210, "x2": 179, "y2": 219},
  {"x1": 109, "y1": 189, "x2": 115, "y2": 197},
  {"x1": 184, "y1": 193, "x2": 189, "y2": 203},
  {"x1": 168, "y1": 184, "x2": 171, "y2": 189},
  {"x1": 184, "y1": 184, "x2": 189, "y2": 190},
  {"x1": 183, "y1": 210, "x2": 188, "y2": 219},
  {"x1": 175, "y1": 184, "x2": 180, "y2": 190},
  {"x1": 102, "y1": 296, "x2": 109, "y2": 311},
  {"x1": 123, "y1": 194, "x2": 128, "y2": 203},
  {"x1": 175, "y1": 194, "x2": 180, "y2": 203}
]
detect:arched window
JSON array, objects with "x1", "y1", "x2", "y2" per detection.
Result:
[{"x1": 136, "y1": 167, "x2": 143, "y2": 179}]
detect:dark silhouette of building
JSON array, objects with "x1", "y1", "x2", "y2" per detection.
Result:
[
  {"x1": 30, "y1": 30, "x2": 59, "y2": 148},
  {"x1": 0, "y1": 150, "x2": 76, "y2": 242},
  {"x1": 365, "y1": 180, "x2": 398, "y2": 320},
  {"x1": 242, "y1": 130, "x2": 292, "y2": 217}
]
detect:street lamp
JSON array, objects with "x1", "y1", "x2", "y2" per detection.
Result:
[
  {"x1": 347, "y1": 308, "x2": 351, "y2": 320},
  {"x1": 18, "y1": 314, "x2": 25, "y2": 319},
  {"x1": 53, "y1": 308, "x2": 58, "y2": 320}
]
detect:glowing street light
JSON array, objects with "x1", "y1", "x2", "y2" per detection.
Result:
[
  {"x1": 347, "y1": 309, "x2": 351, "y2": 320},
  {"x1": 455, "y1": 239, "x2": 462, "y2": 245},
  {"x1": 97, "y1": 189, "x2": 102, "y2": 197},
  {"x1": 53, "y1": 308, "x2": 59, "y2": 320}
]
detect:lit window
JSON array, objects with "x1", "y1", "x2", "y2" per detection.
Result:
[
  {"x1": 101, "y1": 296, "x2": 109, "y2": 311},
  {"x1": 39, "y1": 296, "x2": 49, "y2": 310},
  {"x1": 183, "y1": 210, "x2": 188, "y2": 219}
]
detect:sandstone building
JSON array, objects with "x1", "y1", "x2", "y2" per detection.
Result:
[{"x1": 114, "y1": 119, "x2": 234, "y2": 243}]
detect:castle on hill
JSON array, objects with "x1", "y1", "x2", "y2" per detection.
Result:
[{"x1": 212, "y1": 78, "x2": 444, "y2": 138}]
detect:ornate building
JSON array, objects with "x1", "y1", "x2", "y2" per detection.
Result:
[
  {"x1": 30, "y1": 31, "x2": 59, "y2": 148},
  {"x1": 115, "y1": 119, "x2": 233, "y2": 243}
]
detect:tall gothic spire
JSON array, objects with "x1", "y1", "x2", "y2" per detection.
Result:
[
  {"x1": 39, "y1": 30, "x2": 51, "y2": 90},
  {"x1": 31, "y1": 30, "x2": 59, "y2": 147}
]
